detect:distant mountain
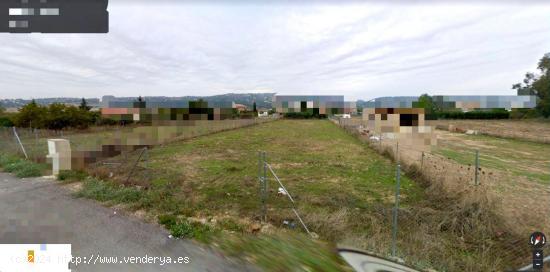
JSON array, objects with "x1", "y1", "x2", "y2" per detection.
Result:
[
  {"x1": 0, "y1": 98, "x2": 100, "y2": 108},
  {"x1": 356, "y1": 99, "x2": 371, "y2": 110},
  {"x1": 101, "y1": 93, "x2": 276, "y2": 109}
]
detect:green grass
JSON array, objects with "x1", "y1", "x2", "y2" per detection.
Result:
[
  {"x1": 76, "y1": 119, "x2": 522, "y2": 271},
  {"x1": 75, "y1": 178, "x2": 146, "y2": 203},
  {"x1": 0, "y1": 153, "x2": 46, "y2": 177},
  {"x1": 57, "y1": 170, "x2": 88, "y2": 183},
  {"x1": 218, "y1": 232, "x2": 349, "y2": 272},
  {"x1": 434, "y1": 133, "x2": 550, "y2": 184}
]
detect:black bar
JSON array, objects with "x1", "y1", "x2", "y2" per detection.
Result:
[{"x1": 0, "y1": 0, "x2": 108, "y2": 33}]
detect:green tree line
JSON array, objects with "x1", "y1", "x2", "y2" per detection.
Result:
[
  {"x1": 0, "y1": 98, "x2": 113, "y2": 130},
  {"x1": 415, "y1": 53, "x2": 550, "y2": 120}
]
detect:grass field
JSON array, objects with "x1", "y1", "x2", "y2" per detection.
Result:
[
  {"x1": 75, "y1": 119, "x2": 528, "y2": 271},
  {"x1": 429, "y1": 119, "x2": 550, "y2": 144},
  {"x1": 434, "y1": 130, "x2": 550, "y2": 185},
  {"x1": 429, "y1": 129, "x2": 550, "y2": 239},
  {"x1": 0, "y1": 119, "x2": 267, "y2": 165}
]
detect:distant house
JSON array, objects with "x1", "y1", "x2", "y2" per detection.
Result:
[
  {"x1": 232, "y1": 102, "x2": 248, "y2": 113},
  {"x1": 258, "y1": 111, "x2": 269, "y2": 117}
]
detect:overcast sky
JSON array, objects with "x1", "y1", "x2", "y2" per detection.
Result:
[{"x1": 1, "y1": 1, "x2": 549, "y2": 100}]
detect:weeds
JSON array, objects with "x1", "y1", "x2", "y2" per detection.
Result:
[
  {"x1": 157, "y1": 214, "x2": 216, "y2": 243},
  {"x1": 75, "y1": 178, "x2": 145, "y2": 204},
  {"x1": 57, "y1": 170, "x2": 88, "y2": 183},
  {"x1": 0, "y1": 154, "x2": 45, "y2": 177}
]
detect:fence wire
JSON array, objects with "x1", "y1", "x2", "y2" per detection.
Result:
[{"x1": 332, "y1": 116, "x2": 546, "y2": 271}]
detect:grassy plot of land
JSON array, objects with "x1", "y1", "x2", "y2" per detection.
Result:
[
  {"x1": 79, "y1": 119, "x2": 523, "y2": 271},
  {"x1": 433, "y1": 131, "x2": 550, "y2": 185},
  {"x1": 428, "y1": 119, "x2": 550, "y2": 144}
]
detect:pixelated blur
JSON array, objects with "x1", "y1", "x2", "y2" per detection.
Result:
[
  {"x1": 1, "y1": 1, "x2": 550, "y2": 272},
  {"x1": 0, "y1": 0, "x2": 108, "y2": 33}
]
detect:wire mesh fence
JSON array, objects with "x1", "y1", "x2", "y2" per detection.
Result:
[
  {"x1": 331, "y1": 116, "x2": 546, "y2": 270},
  {"x1": 0, "y1": 117, "x2": 279, "y2": 167}
]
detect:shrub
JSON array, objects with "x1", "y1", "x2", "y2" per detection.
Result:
[
  {"x1": 283, "y1": 112, "x2": 327, "y2": 119},
  {"x1": 76, "y1": 179, "x2": 144, "y2": 203},
  {"x1": 161, "y1": 217, "x2": 216, "y2": 242},
  {"x1": 437, "y1": 109, "x2": 510, "y2": 119},
  {"x1": 13, "y1": 163, "x2": 44, "y2": 178},
  {"x1": 57, "y1": 170, "x2": 88, "y2": 182},
  {"x1": 2, "y1": 159, "x2": 45, "y2": 178},
  {"x1": 0, "y1": 117, "x2": 13, "y2": 127},
  {"x1": 158, "y1": 214, "x2": 178, "y2": 228},
  {"x1": 171, "y1": 220, "x2": 194, "y2": 238},
  {"x1": 0, "y1": 154, "x2": 21, "y2": 167}
]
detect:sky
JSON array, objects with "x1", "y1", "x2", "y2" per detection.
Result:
[{"x1": 1, "y1": 1, "x2": 550, "y2": 101}]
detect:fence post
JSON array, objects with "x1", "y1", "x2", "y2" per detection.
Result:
[
  {"x1": 262, "y1": 151, "x2": 268, "y2": 222},
  {"x1": 474, "y1": 150, "x2": 480, "y2": 186},
  {"x1": 391, "y1": 164, "x2": 401, "y2": 257},
  {"x1": 144, "y1": 147, "x2": 149, "y2": 180},
  {"x1": 258, "y1": 151, "x2": 263, "y2": 222},
  {"x1": 396, "y1": 141, "x2": 399, "y2": 163},
  {"x1": 13, "y1": 127, "x2": 28, "y2": 159},
  {"x1": 259, "y1": 151, "x2": 268, "y2": 223},
  {"x1": 421, "y1": 151, "x2": 425, "y2": 170},
  {"x1": 33, "y1": 129, "x2": 38, "y2": 162}
]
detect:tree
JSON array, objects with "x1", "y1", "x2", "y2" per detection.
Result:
[
  {"x1": 44, "y1": 103, "x2": 70, "y2": 130},
  {"x1": 14, "y1": 100, "x2": 46, "y2": 128},
  {"x1": 414, "y1": 93, "x2": 440, "y2": 119},
  {"x1": 514, "y1": 53, "x2": 550, "y2": 117},
  {"x1": 79, "y1": 98, "x2": 91, "y2": 111},
  {"x1": 252, "y1": 101, "x2": 257, "y2": 113}
]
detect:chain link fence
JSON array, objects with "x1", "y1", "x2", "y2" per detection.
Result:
[{"x1": 331, "y1": 116, "x2": 544, "y2": 271}]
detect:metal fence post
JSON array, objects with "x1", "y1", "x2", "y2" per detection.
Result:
[
  {"x1": 474, "y1": 150, "x2": 480, "y2": 185},
  {"x1": 421, "y1": 151, "x2": 425, "y2": 170},
  {"x1": 34, "y1": 129, "x2": 39, "y2": 162},
  {"x1": 258, "y1": 151, "x2": 264, "y2": 222},
  {"x1": 262, "y1": 151, "x2": 268, "y2": 222},
  {"x1": 144, "y1": 147, "x2": 149, "y2": 181},
  {"x1": 13, "y1": 127, "x2": 28, "y2": 159},
  {"x1": 391, "y1": 164, "x2": 401, "y2": 257},
  {"x1": 396, "y1": 141, "x2": 399, "y2": 163}
]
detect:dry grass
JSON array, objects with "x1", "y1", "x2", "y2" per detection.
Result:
[
  {"x1": 335, "y1": 119, "x2": 533, "y2": 270},
  {"x1": 429, "y1": 119, "x2": 550, "y2": 143}
]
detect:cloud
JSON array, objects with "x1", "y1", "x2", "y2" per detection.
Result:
[{"x1": 0, "y1": 2, "x2": 549, "y2": 100}]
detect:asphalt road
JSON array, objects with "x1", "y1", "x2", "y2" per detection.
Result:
[{"x1": 0, "y1": 172, "x2": 255, "y2": 272}]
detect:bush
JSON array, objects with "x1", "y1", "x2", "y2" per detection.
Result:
[
  {"x1": 159, "y1": 216, "x2": 216, "y2": 242},
  {"x1": 13, "y1": 163, "x2": 44, "y2": 178},
  {"x1": 171, "y1": 220, "x2": 195, "y2": 238},
  {"x1": 76, "y1": 179, "x2": 145, "y2": 203},
  {"x1": 437, "y1": 109, "x2": 510, "y2": 119},
  {"x1": 57, "y1": 170, "x2": 88, "y2": 182},
  {"x1": 0, "y1": 154, "x2": 20, "y2": 167},
  {"x1": 2, "y1": 159, "x2": 45, "y2": 178},
  {"x1": 509, "y1": 108, "x2": 540, "y2": 119},
  {"x1": 0, "y1": 117, "x2": 13, "y2": 127},
  {"x1": 158, "y1": 214, "x2": 178, "y2": 228},
  {"x1": 283, "y1": 112, "x2": 327, "y2": 119}
]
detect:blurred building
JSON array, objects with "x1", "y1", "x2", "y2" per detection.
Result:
[
  {"x1": 272, "y1": 95, "x2": 356, "y2": 115},
  {"x1": 364, "y1": 95, "x2": 537, "y2": 111},
  {"x1": 100, "y1": 96, "x2": 237, "y2": 123}
]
